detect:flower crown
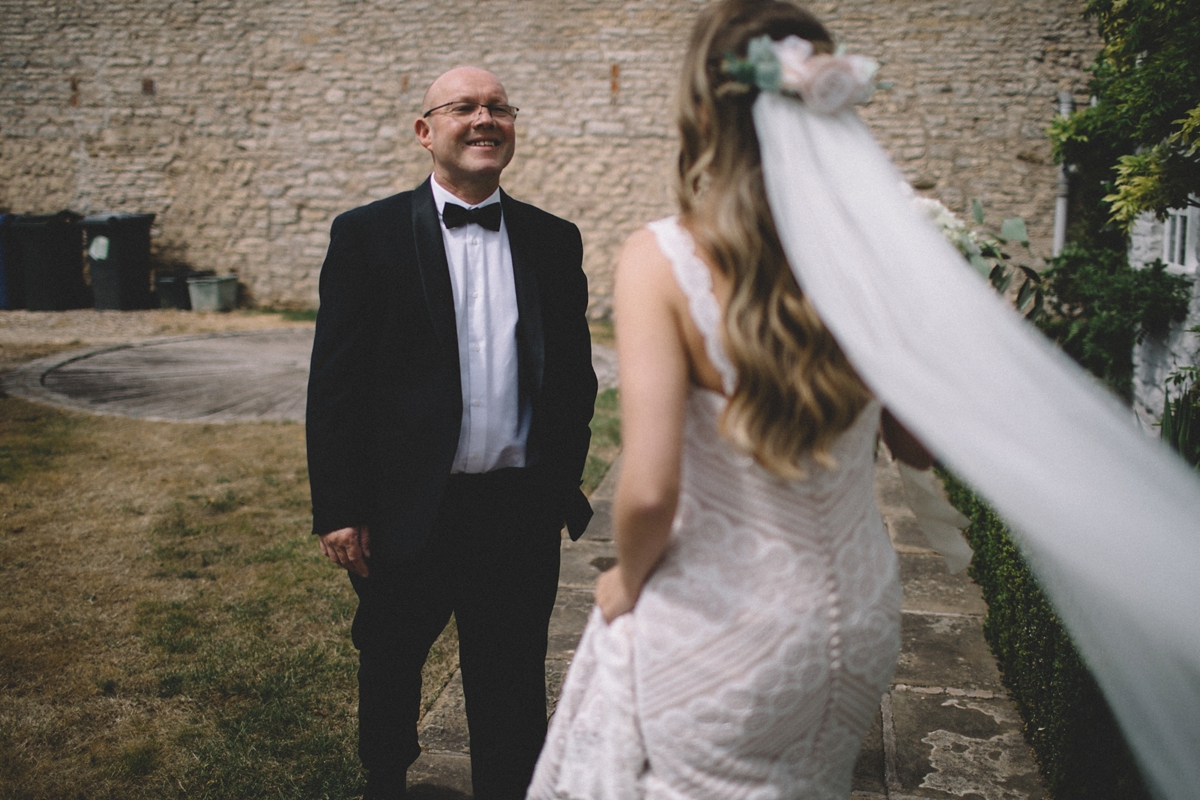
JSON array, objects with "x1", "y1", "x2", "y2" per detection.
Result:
[{"x1": 721, "y1": 35, "x2": 880, "y2": 114}]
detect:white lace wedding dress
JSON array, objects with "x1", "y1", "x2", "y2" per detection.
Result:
[{"x1": 528, "y1": 218, "x2": 901, "y2": 800}]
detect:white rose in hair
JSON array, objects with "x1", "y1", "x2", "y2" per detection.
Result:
[
  {"x1": 801, "y1": 56, "x2": 860, "y2": 114},
  {"x1": 774, "y1": 35, "x2": 816, "y2": 91},
  {"x1": 845, "y1": 55, "x2": 880, "y2": 103}
]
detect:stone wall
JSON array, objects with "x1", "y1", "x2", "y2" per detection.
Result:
[{"x1": 0, "y1": 0, "x2": 1099, "y2": 314}]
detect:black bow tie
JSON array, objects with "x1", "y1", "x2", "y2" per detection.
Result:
[{"x1": 442, "y1": 202, "x2": 502, "y2": 231}]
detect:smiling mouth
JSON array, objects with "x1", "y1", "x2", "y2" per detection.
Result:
[{"x1": 468, "y1": 139, "x2": 501, "y2": 147}]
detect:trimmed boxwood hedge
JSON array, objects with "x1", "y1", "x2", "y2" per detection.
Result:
[{"x1": 940, "y1": 472, "x2": 1151, "y2": 800}]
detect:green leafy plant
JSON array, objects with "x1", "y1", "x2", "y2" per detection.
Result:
[
  {"x1": 969, "y1": 200, "x2": 1044, "y2": 319},
  {"x1": 1048, "y1": 0, "x2": 1200, "y2": 229},
  {"x1": 1037, "y1": 245, "x2": 1191, "y2": 398},
  {"x1": 1159, "y1": 332, "x2": 1200, "y2": 468},
  {"x1": 915, "y1": 196, "x2": 1044, "y2": 319}
]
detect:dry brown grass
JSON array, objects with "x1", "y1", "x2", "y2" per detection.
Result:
[
  {"x1": 0, "y1": 310, "x2": 614, "y2": 799},
  {"x1": 0, "y1": 396, "x2": 456, "y2": 799},
  {"x1": 0, "y1": 308, "x2": 315, "y2": 345},
  {"x1": 0, "y1": 343, "x2": 83, "y2": 376}
]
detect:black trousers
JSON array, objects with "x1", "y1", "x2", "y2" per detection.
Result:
[{"x1": 350, "y1": 467, "x2": 562, "y2": 800}]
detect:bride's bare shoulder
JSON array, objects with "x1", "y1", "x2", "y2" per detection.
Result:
[
  {"x1": 618, "y1": 226, "x2": 670, "y2": 265},
  {"x1": 615, "y1": 226, "x2": 678, "y2": 294}
]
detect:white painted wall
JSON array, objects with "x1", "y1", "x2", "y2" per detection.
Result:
[{"x1": 1130, "y1": 205, "x2": 1200, "y2": 427}]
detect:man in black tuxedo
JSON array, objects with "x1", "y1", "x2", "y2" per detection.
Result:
[{"x1": 306, "y1": 66, "x2": 596, "y2": 800}]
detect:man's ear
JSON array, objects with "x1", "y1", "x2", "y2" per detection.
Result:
[{"x1": 414, "y1": 116, "x2": 433, "y2": 151}]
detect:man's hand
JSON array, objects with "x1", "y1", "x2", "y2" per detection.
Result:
[
  {"x1": 319, "y1": 526, "x2": 371, "y2": 577},
  {"x1": 595, "y1": 565, "x2": 638, "y2": 623}
]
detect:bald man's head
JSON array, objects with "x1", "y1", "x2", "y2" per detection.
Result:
[
  {"x1": 414, "y1": 67, "x2": 516, "y2": 205},
  {"x1": 422, "y1": 66, "x2": 506, "y2": 112}
]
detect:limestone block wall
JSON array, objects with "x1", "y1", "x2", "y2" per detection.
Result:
[
  {"x1": 828, "y1": 0, "x2": 1097, "y2": 247},
  {"x1": 1, "y1": 0, "x2": 1098, "y2": 314}
]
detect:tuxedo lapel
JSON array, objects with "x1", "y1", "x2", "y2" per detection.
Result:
[
  {"x1": 411, "y1": 179, "x2": 458, "y2": 355},
  {"x1": 502, "y1": 191, "x2": 546, "y2": 398}
]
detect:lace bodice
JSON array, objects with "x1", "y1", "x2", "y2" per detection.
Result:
[
  {"x1": 529, "y1": 218, "x2": 901, "y2": 800},
  {"x1": 646, "y1": 217, "x2": 738, "y2": 395}
]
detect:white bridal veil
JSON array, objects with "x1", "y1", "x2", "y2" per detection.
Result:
[{"x1": 752, "y1": 91, "x2": 1200, "y2": 800}]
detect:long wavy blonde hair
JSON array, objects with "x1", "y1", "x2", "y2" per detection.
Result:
[{"x1": 677, "y1": 0, "x2": 873, "y2": 477}]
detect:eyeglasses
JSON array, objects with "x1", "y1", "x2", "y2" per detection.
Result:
[{"x1": 422, "y1": 101, "x2": 519, "y2": 121}]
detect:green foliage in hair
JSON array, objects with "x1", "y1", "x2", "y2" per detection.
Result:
[{"x1": 721, "y1": 35, "x2": 780, "y2": 92}]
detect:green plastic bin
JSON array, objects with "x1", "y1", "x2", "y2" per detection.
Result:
[{"x1": 82, "y1": 213, "x2": 156, "y2": 310}]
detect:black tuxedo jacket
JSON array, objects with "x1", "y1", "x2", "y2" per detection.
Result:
[{"x1": 306, "y1": 178, "x2": 597, "y2": 563}]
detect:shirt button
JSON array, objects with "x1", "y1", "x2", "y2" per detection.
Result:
[
  {"x1": 472, "y1": 291, "x2": 480, "y2": 299},
  {"x1": 472, "y1": 400, "x2": 482, "y2": 407}
]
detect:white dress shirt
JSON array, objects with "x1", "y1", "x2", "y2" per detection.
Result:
[{"x1": 430, "y1": 175, "x2": 530, "y2": 473}]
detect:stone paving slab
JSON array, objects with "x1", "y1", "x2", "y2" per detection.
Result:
[
  {"x1": 419, "y1": 671, "x2": 470, "y2": 754},
  {"x1": 545, "y1": 658, "x2": 570, "y2": 717},
  {"x1": 546, "y1": 588, "x2": 596, "y2": 658},
  {"x1": 894, "y1": 612, "x2": 1003, "y2": 691},
  {"x1": 898, "y1": 552, "x2": 988, "y2": 616},
  {"x1": 556, "y1": 537, "x2": 619, "y2": 591},
  {"x1": 887, "y1": 689, "x2": 1043, "y2": 799},
  {"x1": 890, "y1": 513, "x2": 939, "y2": 553},
  {"x1": 407, "y1": 752, "x2": 473, "y2": 799}
]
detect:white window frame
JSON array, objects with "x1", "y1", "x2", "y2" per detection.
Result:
[{"x1": 1162, "y1": 203, "x2": 1198, "y2": 274}]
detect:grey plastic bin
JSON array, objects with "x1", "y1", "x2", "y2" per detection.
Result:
[{"x1": 187, "y1": 274, "x2": 238, "y2": 312}]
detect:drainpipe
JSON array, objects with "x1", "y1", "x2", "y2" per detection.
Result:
[{"x1": 1052, "y1": 91, "x2": 1075, "y2": 257}]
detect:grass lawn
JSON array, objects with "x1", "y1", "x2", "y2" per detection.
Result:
[{"x1": 0, "y1": 368, "x2": 619, "y2": 799}]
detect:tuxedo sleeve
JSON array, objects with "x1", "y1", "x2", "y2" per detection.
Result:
[
  {"x1": 550, "y1": 222, "x2": 598, "y2": 538},
  {"x1": 306, "y1": 210, "x2": 382, "y2": 536}
]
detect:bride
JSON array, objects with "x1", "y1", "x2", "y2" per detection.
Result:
[
  {"x1": 530, "y1": 2, "x2": 932, "y2": 798},
  {"x1": 531, "y1": 0, "x2": 1200, "y2": 798}
]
